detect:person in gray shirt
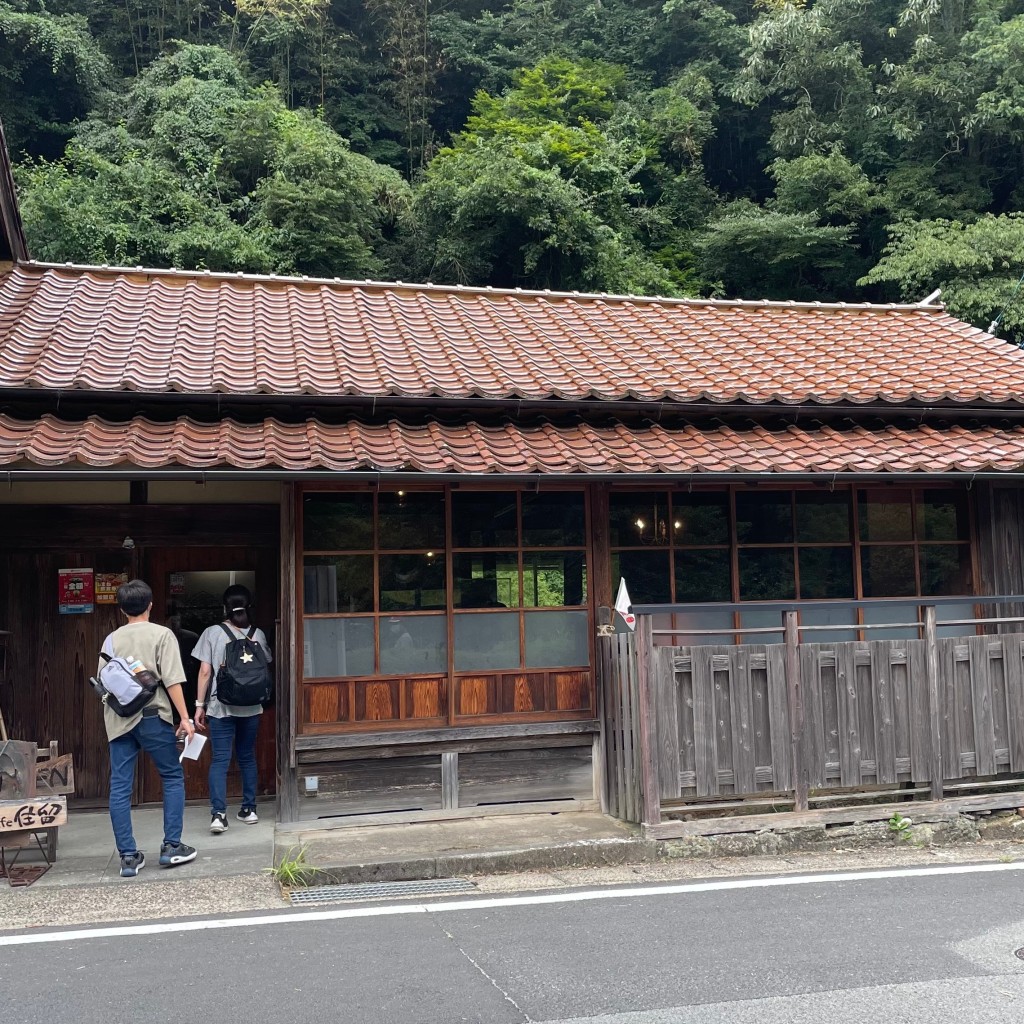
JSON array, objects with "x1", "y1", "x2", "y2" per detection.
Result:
[{"x1": 193, "y1": 585, "x2": 272, "y2": 833}]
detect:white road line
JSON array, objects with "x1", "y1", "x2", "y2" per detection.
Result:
[{"x1": 2, "y1": 860, "x2": 1022, "y2": 947}]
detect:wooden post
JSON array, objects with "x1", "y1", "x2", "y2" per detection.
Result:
[
  {"x1": 634, "y1": 615, "x2": 662, "y2": 826},
  {"x1": 784, "y1": 611, "x2": 809, "y2": 812},
  {"x1": 276, "y1": 482, "x2": 300, "y2": 824},
  {"x1": 923, "y1": 605, "x2": 944, "y2": 801}
]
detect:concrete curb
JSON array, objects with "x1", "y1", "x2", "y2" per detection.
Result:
[{"x1": 298, "y1": 836, "x2": 663, "y2": 885}]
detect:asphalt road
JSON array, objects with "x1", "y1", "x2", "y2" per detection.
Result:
[{"x1": 3, "y1": 864, "x2": 1024, "y2": 1023}]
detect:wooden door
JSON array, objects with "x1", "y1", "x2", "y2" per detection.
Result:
[{"x1": 141, "y1": 546, "x2": 278, "y2": 804}]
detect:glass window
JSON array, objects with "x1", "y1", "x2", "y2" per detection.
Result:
[
  {"x1": 610, "y1": 492, "x2": 669, "y2": 546},
  {"x1": 378, "y1": 491, "x2": 445, "y2": 549},
  {"x1": 523, "y1": 552, "x2": 587, "y2": 606},
  {"x1": 861, "y1": 545, "x2": 916, "y2": 597},
  {"x1": 451, "y1": 491, "x2": 518, "y2": 547},
  {"x1": 612, "y1": 550, "x2": 671, "y2": 604},
  {"x1": 525, "y1": 610, "x2": 589, "y2": 667},
  {"x1": 303, "y1": 617, "x2": 374, "y2": 677},
  {"x1": 379, "y1": 615, "x2": 447, "y2": 675},
  {"x1": 454, "y1": 552, "x2": 519, "y2": 607},
  {"x1": 917, "y1": 490, "x2": 969, "y2": 541},
  {"x1": 303, "y1": 555, "x2": 373, "y2": 613},
  {"x1": 668, "y1": 608, "x2": 734, "y2": 645},
  {"x1": 379, "y1": 553, "x2": 446, "y2": 610},
  {"x1": 303, "y1": 493, "x2": 373, "y2": 550},
  {"x1": 674, "y1": 549, "x2": 731, "y2": 602},
  {"x1": 522, "y1": 492, "x2": 585, "y2": 547},
  {"x1": 798, "y1": 546, "x2": 854, "y2": 599},
  {"x1": 737, "y1": 606, "x2": 787, "y2": 643},
  {"x1": 862, "y1": 601, "x2": 920, "y2": 641},
  {"x1": 919, "y1": 545, "x2": 972, "y2": 596},
  {"x1": 800, "y1": 605, "x2": 858, "y2": 644},
  {"x1": 454, "y1": 612, "x2": 520, "y2": 671},
  {"x1": 738, "y1": 548, "x2": 795, "y2": 600},
  {"x1": 671, "y1": 493, "x2": 729, "y2": 545},
  {"x1": 859, "y1": 489, "x2": 913, "y2": 541},
  {"x1": 796, "y1": 491, "x2": 852, "y2": 543},
  {"x1": 736, "y1": 492, "x2": 793, "y2": 543}
]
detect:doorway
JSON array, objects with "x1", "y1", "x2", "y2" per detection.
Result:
[{"x1": 141, "y1": 546, "x2": 278, "y2": 804}]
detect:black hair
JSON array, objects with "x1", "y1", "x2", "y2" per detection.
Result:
[
  {"x1": 117, "y1": 579, "x2": 153, "y2": 617},
  {"x1": 223, "y1": 584, "x2": 252, "y2": 628}
]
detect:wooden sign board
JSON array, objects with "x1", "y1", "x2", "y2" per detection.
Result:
[
  {"x1": 0, "y1": 740, "x2": 37, "y2": 799},
  {"x1": 35, "y1": 754, "x2": 74, "y2": 797},
  {"x1": 0, "y1": 797, "x2": 67, "y2": 833}
]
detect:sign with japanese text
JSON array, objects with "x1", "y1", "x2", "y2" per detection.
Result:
[
  {"x1": 58, "y1": 569, "x2": 94, "y2": 614},
  {"x1": 0, "y1": 798, "x2": 67, "y2": 833},
  {"x1": 170, "y1": 572, "x2": 185, "y2": 596},
  {"x1": 96, "y1": 572, "x2": 128, "y2": 605}
]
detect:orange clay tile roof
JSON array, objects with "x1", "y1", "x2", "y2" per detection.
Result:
[
  {"x1": 3, "y1": 415, "x2": 1024, "y2": 474},
  {"x1": 1, "y1": 264, "x2": 1022, "y2": 406}
]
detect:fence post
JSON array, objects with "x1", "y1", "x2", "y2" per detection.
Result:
[
  {"x1": 635, "y1": 615, "x2": 663, "y2": 826},
  {"x1": 784, "y1": 610, "x2": 809, "y2": 812},
  {"x1": 923, "y1": 605, "x2": 944, "y2": 801}
]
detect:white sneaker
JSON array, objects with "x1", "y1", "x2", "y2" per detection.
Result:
[
  {"x1": 236, "y1": 806, "x2": 259, "y2": 824},
  {"x1": 210, "y1": 812, "x2": 228, "y2": 834}
]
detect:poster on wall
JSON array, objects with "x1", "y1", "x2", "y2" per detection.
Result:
[
  {"x1": 95, "y1": 572, "x2": 129, "y2": 605},
  {"x1": 169, "y1": 573, "x2": 185, "y2": 596},
  {"x1": 58, "y1": 569, "x2": 95, "y2": 615}
]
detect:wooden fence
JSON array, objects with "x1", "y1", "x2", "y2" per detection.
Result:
[{"x1": 598, "y1": 611, "x2": 1024, "y2": 834}]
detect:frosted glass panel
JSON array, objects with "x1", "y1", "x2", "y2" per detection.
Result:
[
  {"x1": 800, "y1": 605, "x2": 858, "y2": 644},
  {"x1": 454, "y1": 612, "x2": 519, "y2": 671},
  {"x1": 738, "y1": 606, "x2": 786, "y2": 644},
  {"x1": 303, "y1": 617, "x2": 374, "y2": 678},
  {"x1": 524, "y1": 611, "x2": 588, "y2": 667},
  {"x1": 379, "y1": 615, "x2": 447, "y2": 674},
  {"x1": 936, "y1": 601, "x2": 977, "y2": 639},
  {"x1": 862, "y1": 602, "x2": 920, "y2": 641},
  {"x1": 669, "y1": 608, "x2": 734, "y2": 646}
]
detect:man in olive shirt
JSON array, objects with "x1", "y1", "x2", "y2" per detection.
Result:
[{"x1": 99, "y1": 579, "x2": 198, "y2": 877}]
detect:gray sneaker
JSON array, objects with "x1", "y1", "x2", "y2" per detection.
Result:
[
  {"x1": 119, "y1": 851, "x2": 145, "y2": 878},
  {"x1": 159, "y1": 841, "x2": 197, "y2": 867}
]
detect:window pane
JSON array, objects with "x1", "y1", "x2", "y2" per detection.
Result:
[
  {"x1": 303, "y1": 555, "x2": 373, "y2": 613},
  {"x1": 796, "y1": 491, "x2": 852, "y2": 543},
  {"x1": 667, "y1": 609, "x2": 734, "y2": 645},
  {"x1": 454, "y1": 612, "x2": 520, "y2": 671},
  {"x1": 738, "y1": 548, "x2": 795, "y2": 600},
  {"x1": 303, "y1": 617, "x2": 374, "y2": 677},
  {"x1": 863, "y1": 602, "x2": 920, "y2": 641},
  {"x1": 525, "y1": 610, "x2": 589, "y2": 667},
  {"x1": 800, "y1": 605, "x2": 857, "y2": 644},
  {"x1": 736, "y1": 491, "x2": 793, "y2": 543},
  {"x1": 917, "y1": 490, "x2": 969, "y2": 541},
  {"x1": 919, "y1": 544, "x2": 972, "y2": 596},
  {"x1": 522, "y1": 492, "x2": 585, "y2": 547},
  {"x1": 861, "y1": 545, "x2": 916, "y2": 596},
  {"x1": 379, "y1": 553, "x2": 446, "y2": 611},
  {"x1": 798, "y1": 546, "x2": 854, "y2": 599},
  {"x1": 454, "y1": 552, "x2": 519, "y2": 607},
  {"x1": 674, "y1": 549, "x2": 731, "y2": 602},
  {"x1": 858, "y1": 489, "x2": 913, "y2": 541},
  {"x1": 671, "y1": 492, "x2": 729, "y2": 545},
  {"x1": 303, "y1": 493, "x2": 373, "y2": 550},
  {"x1": 378, "y1": 491, "x2": 445, "y2": 549},
  {"x1": 612, "y1": 550, "x2": 671, "y2": 604},
  {"x1": 523, "y1": 552, "x2": 587, "y2": 606},
  {"x1": 937, "y1": 601, "x2": 978, "y2": 639},
  {"x1": 452, "y1": 491, "x2": 518, "y2": 547},
  {"x1": 738, "y1": 606, "x2": 785, "y2": 644},
  {"x1": 379, "y1": 615, "x2": 447, "y2": 675},
  {"x1": 609, "y1": 492, "x2": 669, "y2": 546}
]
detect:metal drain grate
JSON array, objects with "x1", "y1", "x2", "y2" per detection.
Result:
[{"x1": 290, "y1": 877, "x2": 477, "y2": 905}]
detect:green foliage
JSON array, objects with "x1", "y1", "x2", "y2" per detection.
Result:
[
  {"x1": 862, "y1": 213, "x2": 1024, "y2": 343},
  {"x1": 269, "y1": 844, "x2": 315, "y2": 887},
  {"x1": 7, "y1": 0, "x2": 1024, "y2": 302}
]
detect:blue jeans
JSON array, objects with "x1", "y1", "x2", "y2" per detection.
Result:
[
  {"x1": 208, "y1": 714, "x2": 261, "y2": 814},
  {"x1": 109, "y1": 714, "x2": 184, "y2": 856}
]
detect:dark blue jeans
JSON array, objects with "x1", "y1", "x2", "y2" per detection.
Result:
[
  {"x1": 208, "y1": 713, "x2": 261, "y2": 814},
  {"x1": 109, "y1": 714, "x2": 184, "y2": 856}
]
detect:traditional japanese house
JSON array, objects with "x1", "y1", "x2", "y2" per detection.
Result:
[{"x1": 4, "y1": 127, "x2": 1024, "y2": 828}]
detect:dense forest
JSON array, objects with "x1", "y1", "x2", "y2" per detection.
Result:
[{"x1": 5, "y1": 0, "x2": 1024, "y2": 338}]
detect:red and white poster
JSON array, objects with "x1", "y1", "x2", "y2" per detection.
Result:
[
  {"x1": 95, "y1": 572, "x2": 128, "y2": 605},
  {"x1": 59, "y1": 569, "x2": 95, "y2": 615}
]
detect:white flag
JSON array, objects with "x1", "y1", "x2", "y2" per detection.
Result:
[{"x1": 614, "y1": 578, "x2": 636, "y2": 632}]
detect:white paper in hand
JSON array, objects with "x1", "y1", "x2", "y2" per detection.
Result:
[{"x1": 179, "y1": 732, "x2": 207, "y2": 762}]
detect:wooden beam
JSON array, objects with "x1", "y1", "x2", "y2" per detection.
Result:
[
  {"x1": 784, "y1": 611, "x2": 809, "y2": 811},
  {"x1": 643, "y1": 790, "x2": 1024, "y2": 840},
  {"x1": 295, "y1": 720, "x2": 600, "y2": 751}
]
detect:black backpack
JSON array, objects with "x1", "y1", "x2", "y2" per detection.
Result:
[{"x1": 215, "y1": 624, "x2": 273, "y2": 707}]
